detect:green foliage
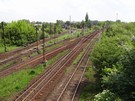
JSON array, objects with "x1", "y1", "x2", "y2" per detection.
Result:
[
  {"x1": 0, "y1": 61, "x2": 15, "y2": 70},
  {"x1": 29, "y1": 70, "x2": 35, "y2": 75},
  {"x1": 85, "y1": 13, "x2": 89, "y2": 23},
  {"x1": 85, "y1": 22, "x2": 135, "y2": 100},
  {"x1": 56, "y1": 20, "x2": 63, "y2": 34},
  {"x1": 44, "y1": 21, "x2": 63, "y2": 35},
  {"x1": 0, "y1": 45, "x2": 20, "y2": 53},
  {"x1": 91, "y1": 36, "x2": 125, "y2": 72},
  {"x1": 80, "y1": 66, "x2": 102, "y2": 101},
  {"x1": 5, "y1": 20, "x2": 35, "y2": 46},
  {"x1": 85, "y1": 67, "x2": 95, "y2": 81},
  {"x1": 94, "y1": 90, "x2": 116, "y2": 101},
  {"x1": 121, "y1": 49, "x2": 135, "y2": 75},
  {"x1": 0, "y1": 65, "x2": 44, "y2": 100},
  {"x1": 101, "y1": 60, "x2": 135, "y2": 100},
  {"x1": 0, "y1": 50, "x2": 68, "y2": 100},
  {"x1": 72, "y1": 50, "x2": 83, "y2": 65},
  {"x1": 45, "y1": 50, "x2": 68, "y2": 67}
]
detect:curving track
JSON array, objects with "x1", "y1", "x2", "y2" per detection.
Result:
[{"x1": 56, "y1": 31, "x2": 100, "y2": 101}]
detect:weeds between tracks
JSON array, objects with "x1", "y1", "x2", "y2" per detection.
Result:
[{"x1": 0, "y1": 50, "x2": 68, "y2": 101}]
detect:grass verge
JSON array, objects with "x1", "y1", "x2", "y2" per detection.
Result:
[
  {"x1": 0, "y1": 46, "x2": 21, "y2": 53},
  {"x1": 0, "y1": 61, "x2": 15, "y2": 71},
  {"x1": 0, "y1": 50, "x2": 68, "y2": 101},
  {"x1": 0, "y1": 42, "x2": 64, "y2": 70},
  {"x1": 79, "y1": 66, "x2": 102, "y2": 101}
]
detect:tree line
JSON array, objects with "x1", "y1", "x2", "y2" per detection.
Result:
[
  {"x1": 0, "y1": 13, "x2": 103, "y2": 52},
  {"x1": 0, "y1": 20, "x2": 63, "y2": 48},
  {"x1": 90, "y1": 22, "x2": 135, "y2": 100}
]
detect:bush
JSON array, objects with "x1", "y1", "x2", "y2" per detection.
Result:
[
  {"x1": 29, "y1": 70, "x2": 35, "y2": 75},
  {"x1": 94, "y1": 90, "x2": 116, "y2": 101}
]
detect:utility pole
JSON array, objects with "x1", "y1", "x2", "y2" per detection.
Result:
[
  {"x1": 54, "y1": 23, "x2": 56, "y2": 34},
  {"x1": 9, "y1": 28, "x2": 12, "y2": 44},
  {"x1": 1, "y1": 22, "x2": 7, "y2": 52},
  {"x1": 35, "y1": 25, "x2": 39, "y2": 54},
  {"x1": 70, "y1": 16, "x2": 71, "y2": 23},
  {"x1": 54, "y1": 24, "x2": 56, "y2": 44},
  {"x1": 42, "y1": 24, "x2": 46, "y2": 65},
  {"x1": 69, "y1": 16, "x2": 71, "y2": 33},
  {"x1": 50, "y1": 23, "x2": 54, "y2": 43},
  {"x1": 116, "y1": 13, "x2": 118, "y2": 21},
  {"x1": 49, "y1": 23, "x2": 51, "y2": 34}
]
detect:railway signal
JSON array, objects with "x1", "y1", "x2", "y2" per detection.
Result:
[{"x1": 1, "y1": 22, "x2": 7, "y2": 52}]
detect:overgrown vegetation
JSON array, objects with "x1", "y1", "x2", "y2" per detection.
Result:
[
  {"x1": 0, "y1": 61, "x2": 15, "y2": 70},
  {"x1": 81, "y1": 22, "x2": 135, "y2": 101},
  {"x1": 0, "y1": 45, "x2": 20, "y2": 53},
  {"x1": 0, "y1": 28, "x2": 93, "y2": 70},
  {"x1": 0, "y1": 20, "x2": 64, "y2": 53},
  {"x1": 0, "y1": 65, "x2": 43, "y2": 101},
  {"x1": 0, "y1": 50, "x2": 68, "y2": 100}
]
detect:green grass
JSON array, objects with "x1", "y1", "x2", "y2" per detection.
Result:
[
  {"x1": 0, "y1": 29, "x2": 92, "y2": 54},
  {"x1": 46, "y1": 42, "x2": 64, "y2": 52},
  {"x1": 0, "y1": 42, "x2": 64, "y2": 70},
  {"x1": 65, "y1": 51, "x2": 85, "y2": 74},
  {"x1": 30, "y1": 42, "x2": 64, "y2": 58},
  {"x1": 45, "y1": 29, "x2": 93, "y2": 46},
  {"x1": 72, "y1": 49, "x2": 84, "y2": 65},
  {"x1": 0, "y1": 50, "x2": 68, "y2": 101},
  {"x1": 0, "y1": 61, "x2": 15, "y2": 71},
  {"x1": 27, "y1": 42, "x2": 64, "y2": 58},
  {"x1": 0, "y1": 46, "x2": 21, "y2": 53},
  {"x1": 45, "y1": 50, "x2": 68, "y2": 67},
  {"x1": 85, "y1": 66, "x2": 96, "y2": 82},
  {"x1": 65, "y1": 47, "x2": 86, "y2": 74},
  {"x1": 0, "y1": 66, "x2": 44, "y2": 101},
  {"x1": 79, "y1": 66, "x2": 102, "y2": 101},
  {"x1": 30, "y1": 52, "x2": 39, "y2": 57}
]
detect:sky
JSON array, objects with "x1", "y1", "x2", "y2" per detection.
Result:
[{"x1": 0, "y1": 0, "x2": 135, "y2": 22}]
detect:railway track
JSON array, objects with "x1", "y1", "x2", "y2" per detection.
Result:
[
  {"x1": 47, "y1": 29, "x2": 103, "y2": 101},
  {"x1": 0, "y1": 38, "x2": 80, "y2": 78},
  {"x1": 56, "y1": 34, "x2": 98, "y2": 101},
  {"x1": 0, "y1": 38, "x2": 71, "y2": 71},
  {"x1": 0, "y1": 31, "x2": 68, "y2": 63},
  {"x1": 14, "y1": 30, "x2": 102, "y2": 101}
]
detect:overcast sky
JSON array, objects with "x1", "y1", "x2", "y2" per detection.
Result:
[{"x1": 0, "y1": 0, "x2": 135, "y2": 22}]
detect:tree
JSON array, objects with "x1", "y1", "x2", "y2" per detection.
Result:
[
  {"x1": 90, "y1": 22, "x2": 135, "y2": 100},
  {"x1": 1, "y1": 22, "x2": 7, "y2": 52},
  {"x1": 54, "y1": 24, "x2": 56, "y2": 34},
  {"x1": 5, "y1": 20, "x2": 35, "y2": 46},
  {"x1": 85, "y1": 13, "x2": 89, "y2": 23},
  {"x1": 91, "y1": 36, "x2": 125, "y2": 73},
  {"x1": 49, "y1": 23, "x2": 52, "y2": 34},
  {"x1": 85, "y1": 13, "x2": 91, "y2": 28},
  {"x1": 102, "y1": 50, "x2": 135, "y2": 100},
  {"x1": 56, "y1": 20, "x2": 63, "y2": 34},
  {"x1": 81, "y1": 20, "x2": 85, "y2": 28}
]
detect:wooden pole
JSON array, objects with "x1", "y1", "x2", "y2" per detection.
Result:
[
  {"x1": 35, "y1": 26, "x2": 39, "y2": 54},
  {"x1": 1, "y1": 22, "x2": 7, "y2": 52}
]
